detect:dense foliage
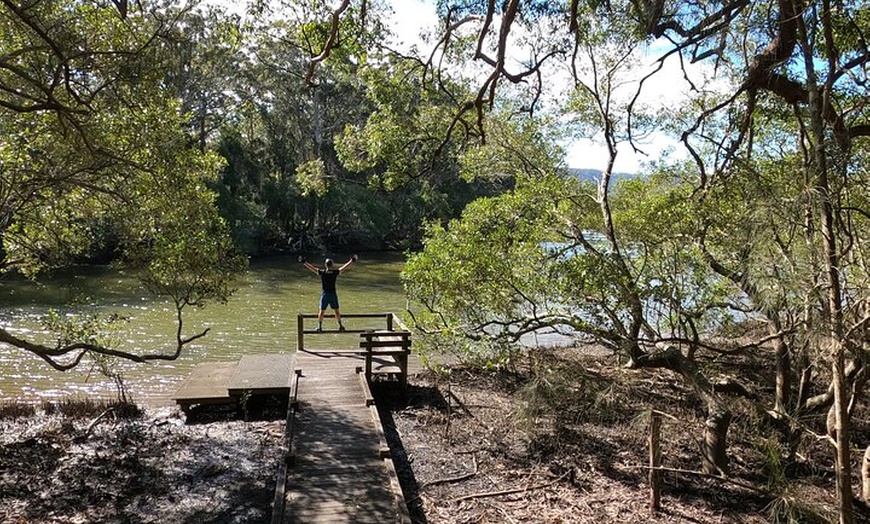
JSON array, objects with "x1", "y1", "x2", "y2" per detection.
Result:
[
  {"x1": 390, "y1": 0, "x2": 869, "y2": 521},
  {"x1": 171, "y1": 0, "x2": 515, "y2": 254},
  {"x1": 2, "y1": 0, "x2": 869, "y2": 520},
  {"x1": 0, "y1": 1, "x2": 245, "y2": 367}
]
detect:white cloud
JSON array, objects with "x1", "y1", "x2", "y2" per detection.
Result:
[{"x1": 565, "y1": 135, "x2": 682, "y2": 174}]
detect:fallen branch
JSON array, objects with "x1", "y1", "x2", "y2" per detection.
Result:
[
  {"x1": 451, "y1": 471, "x2": 569, "y2": 503},
  {"x1": 421, "y1": 454, "x2": 478, "y2": 489},
  {"x1": 446, "y1": 389, "x2": 474, "y2": 418},
  {"x1": 630, "y1": 465, "x2": 772, "y2": 496},
  {"x1": 83, "y1": 407, "x2": 117, "y2": 439}
]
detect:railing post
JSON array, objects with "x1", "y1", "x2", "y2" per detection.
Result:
[
  {"x1": 386, "y1": 313, "x2": 393, "y2": 331},
  {"x1": 297, "y1": 314, "x2": 304, "y2": 351},
  {"x1": 398, "y1": 333, "x2": 410, "y2": 388},
  {"x1": 649, "y1": 410, "x2": 662, "y2": 513},
  {"x1": 364, "y1": 330, "x2": 374, "y2": 381}
]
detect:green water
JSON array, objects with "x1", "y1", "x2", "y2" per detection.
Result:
[{"x1": 0, "y1": 253, "x2": 407, "y2": 404}]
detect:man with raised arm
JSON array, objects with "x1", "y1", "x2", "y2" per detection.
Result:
[{"x1": 299, "y1": 254, "x2": 358, "y2": 332}]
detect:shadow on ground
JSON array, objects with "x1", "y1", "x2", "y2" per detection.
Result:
[
  {"x1": 183, "y1": 393, "x2": 289, "y2": 424},
  {"x1": 372, "y1": 382, "x2": 448, "y2": 524}
]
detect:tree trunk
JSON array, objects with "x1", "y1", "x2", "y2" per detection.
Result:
[
  {"x1": 832, "y1": 347, "x2": 854, "y2": 523},
  {"x1": 862, "y1": 446, "x2": 870, "y2": 503},
  {"x1": 773, "y1": 335, "x2": 791, "y2": 416},
  {"x1": 198, "y1": 97, "x2": 207, "y2": 152},
  {"x1": 636, "y1": 347, "x2": 733, "y2": 476},
  {"x1": 795, "y1": 6, "x2": 853, "y2": 521},
  {"x1": 701, "y1": 408, "x2": 732, "y2": 476},
  {"x1": 796, "y1": 359, "x2": 813, "y2": 411}
]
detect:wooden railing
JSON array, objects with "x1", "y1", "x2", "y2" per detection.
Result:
[
  {"x1": 358, "y1": 329, "x2": 411, "y2": 387},
  {"x1": 296, "y1": 312, "x2": 412, "y2": 386},
  {"x1": 296, "y1": 312, "x2": 406, "y2": 351}
]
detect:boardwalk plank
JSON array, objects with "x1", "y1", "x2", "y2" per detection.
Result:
[
  {"x1": 288, "y1": 462, "x2": 385, "y2": 475},
  {"x1": 227, "y1": 353, "x2": 294, "y2": 395},
  {"x1": 171, "y1": 362, "x2": 237, "y2": 405},
  {"x1": 287, "y1": 474, "x2": 388, "y2": 487}
]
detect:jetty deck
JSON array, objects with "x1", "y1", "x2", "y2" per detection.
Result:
[
  {"x1": 170, "y1": 313, "x2": 418, "y2": 523},
  {"x1": 273, "y1": 313, "x2": 418, "y2": 523},
  {"x1": 172, "y1": 353, "x2": 294, "y2": 411},
  {"x1": 279, "y1": 350, "x2": 410, "y2": 523}
]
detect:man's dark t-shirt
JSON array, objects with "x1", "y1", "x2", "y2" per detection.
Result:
[{"x1": 318, "y1": 269, "x2": 340, "y2": 292}]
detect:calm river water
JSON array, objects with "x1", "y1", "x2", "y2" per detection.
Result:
[{"x1": 0, "y1": 253, "x2": 407, "y2": 405}]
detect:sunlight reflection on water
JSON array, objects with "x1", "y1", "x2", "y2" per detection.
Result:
[{"x1": 0, "y1": 253, "x2": 406, "y2": 405}]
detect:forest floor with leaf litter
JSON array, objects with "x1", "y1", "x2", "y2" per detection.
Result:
[{"x1": 1, "y1": 345, "x2": 869, "y2": 523}]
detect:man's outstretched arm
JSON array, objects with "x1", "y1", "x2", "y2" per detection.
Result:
[
  {"x1": 339, "y1": 254, "x2": 358, "y2": 272},
  {"x1": 298, "y1": 256, "x2": 319, "y2": 273}
]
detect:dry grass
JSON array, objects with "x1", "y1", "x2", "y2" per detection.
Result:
[
  {"x1": 380, "y1": 345, "x2": 870, "y2": 524},
  {"x1": 41, "y1": 397, "x2": 142, "y2": 418},
  {"x1": 0, "y1": 400, "x2": 36, "y2": 420}
]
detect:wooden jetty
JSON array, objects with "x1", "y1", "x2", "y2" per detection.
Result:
[
  {"x1": 276, "y1": 351, "x2": 410, "y2": 523},
  {"x1": 274, "y1": 313, "x2": 417, "y2": 523},
  {"x1": 172, "y1": 353, "x2": 295, "y2": 413},
  {"x1": 171, "y1": 313, "x2": 417, "y2": 523}
]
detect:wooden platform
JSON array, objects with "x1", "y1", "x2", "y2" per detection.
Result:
[
  {"x1": 171, "y1": 361, "x2": 238, "y2": 406},
  {"x1": 228, "y1": 353, "x2": 294, "y2": 395},
  {"x1": 171, "y1": 314, "x2": 424, "y2": 522},
  {"x1": 276, "y1": 350, "x2": 416, "y2": 523},
  {"x1": 172, "y1": 353, "x2": 294, "y2": 410}
]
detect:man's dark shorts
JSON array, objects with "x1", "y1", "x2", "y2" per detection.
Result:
[{"x1": 320, "y1": 291, "x2": 339, "y2": 310}]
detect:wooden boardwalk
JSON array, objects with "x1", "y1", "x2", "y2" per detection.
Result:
[
  {"x1": 171, "y1": 314, "x2": 420, "y2": 523},
  {"x1": 272, "y1": 313, "x2": 421, "y2": 524},
  {"x1": 278, "y1": 350, "x2": 412, "y2": 523}
]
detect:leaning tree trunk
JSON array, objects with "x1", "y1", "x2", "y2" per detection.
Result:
[
  {"x1": 863, "y1": 446, "x2": 870, "y2": 503},
  {"x1": 702, "y1": 407, "x2": 732, "y2": 475},
  {"x1": 636, "y1": 346, "x2": 732, "y2": 476}
]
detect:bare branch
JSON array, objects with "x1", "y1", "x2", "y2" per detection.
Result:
[{"x1": 304, "y1": 0, "x2": 351, "y2": 87}]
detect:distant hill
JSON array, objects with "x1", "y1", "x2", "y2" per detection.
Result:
[{"x1": 565, "y1": 168, "x2": 641, "y2": 183}]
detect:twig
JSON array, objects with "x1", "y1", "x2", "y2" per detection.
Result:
[
  {"x1": 495, "y1": 503, "x2": 519, "y2": 524},
  {"x1": 421, "y1": 454, "x2": 478, "y2": 489},
  {"x1": 83, "y1": 407, "x2": 117, "y2": 439},
  {"x1": 451, "y1": 471, "x2": 569, "y2": 503},
  {"x1": 446, "y1": 389, "x2": 473, "y2": 417}
]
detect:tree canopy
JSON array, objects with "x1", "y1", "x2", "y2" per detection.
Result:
[
  {"x1": 0, "y1": 0, "x2": 245, "y2": 369},
  {"x1": 373, "y1": 0, "x2": 868, "y2": 520}
]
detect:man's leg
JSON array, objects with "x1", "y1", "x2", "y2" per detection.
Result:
[
  {"x1": 318, "y1": 293, "x2": 329, "y2": 331},
  {"x1": 325, "y1": 292, "x2": 344, "y2": 330},
  {"x1": 334, "y1": 309, "x2": 345, "y2": 331}
]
